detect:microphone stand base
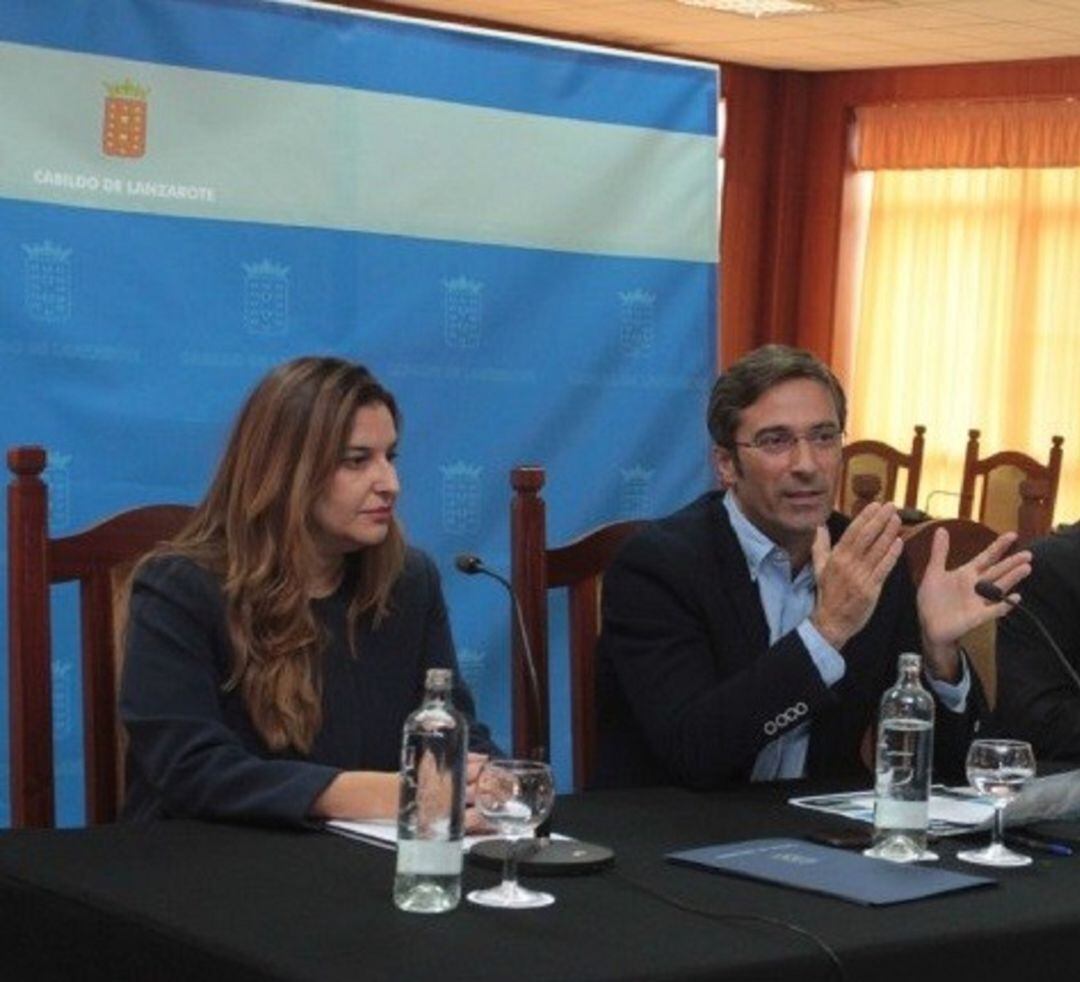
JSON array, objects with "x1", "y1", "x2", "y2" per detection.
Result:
[{"x1": 468, "y1": 837, "x2": 614, "y2": 876}]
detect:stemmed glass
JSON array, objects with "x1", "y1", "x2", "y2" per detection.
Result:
[
  {"x1": 467, "y1": 759, "x2": 556, "y2": 909},
  {"x1": 957, "y1": 738, "x2": 1037, "y2": 868}
]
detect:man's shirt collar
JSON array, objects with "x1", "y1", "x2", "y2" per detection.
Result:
[{"x1": 722, "y1": 491, "x2": 793, "y2": 582}]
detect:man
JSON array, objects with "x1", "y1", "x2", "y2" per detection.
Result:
[
  {"x1": 994, "y1": 525, "x2": 1080, "y2": 763},
  {"x1": 595, "y1": 344, "x2": 1030, "y2": 789}
]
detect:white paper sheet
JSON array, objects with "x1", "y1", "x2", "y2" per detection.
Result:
[{"x1": 790, "y1": 770, "x2": 1080, "y2": 836}]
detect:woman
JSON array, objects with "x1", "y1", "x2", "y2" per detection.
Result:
[{"x1": 120, "y1": 356, "x2": 497, "y2": 825}]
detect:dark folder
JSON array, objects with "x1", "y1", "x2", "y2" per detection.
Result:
[{"x1": 667, "y1": 838, "x2": 995, "y2": 906}]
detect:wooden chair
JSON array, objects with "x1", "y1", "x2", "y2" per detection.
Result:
[
  {"x1": 7, "y1": 445, "x2": 193, "y2": 827},
  {"x1": 848, "y1": 473, "x2": 883, "y2": 518},
  {"x1": 510, "y1": 465, "x2": 645, "y2": 791},
  {"x1": 838, "y1": 425, "x2": 926, "y2": 517},
  {"x1": 959, "y1": 429, "x2": 1064, "y2": 543},
  {"x1": 900, "y1": 518, "x2": 1001, "y2": 707}
]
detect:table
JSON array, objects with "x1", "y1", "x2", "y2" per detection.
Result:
[{"x1": 1, "y1": 783, "x2": 1078, "y2": 982}]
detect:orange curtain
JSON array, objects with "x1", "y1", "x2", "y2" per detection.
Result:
[
  {"x1": 835, "y1": 100, "x2": 1080, "y2": 523},
  {"x1": 855, "y1": 100, "x2": 1080, "y2": 170}
]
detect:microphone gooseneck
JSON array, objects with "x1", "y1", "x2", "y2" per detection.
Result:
[
  {"x1": 974, "y1": 580, "x2": 1008, "y2": 604},
  {"x1": 974, "y1": 579, "x2": 1080, "y2": 694},
  {"x1": 453, "y1": 553, "x2": 547, "y2": 762},
  {"x1": 924, "y1": 489, "x2": 964, "y2": 516},
  {"x1": 453, "y1": 552, "x2": 616, "y2": 874}
]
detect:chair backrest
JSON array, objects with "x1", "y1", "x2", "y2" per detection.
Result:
[
  {"x1": 7, "y1": 445, "x2": 193, "y2": 828},
  {"x1": 959, "y1": 429, "x2": 1064, "y2": 543},
  {"x1": 900, "y1": 517, "x2": 1001, "y2": 707},
  {"x1": 510, "y1": 466, "x2": 645, "y2": 791},
  {"x1": 838, "y1": 425, "x2": 926, "y2": 516}
]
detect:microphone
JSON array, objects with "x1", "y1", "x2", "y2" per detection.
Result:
[
  {"x1": 974, "y1": 580, "x2": 1080, "y2": 694},
  {"x1": 454, "y1": 553, "x2": 483, "y2": 575},
  {"x1": 454, "y1": 552, "x2": 614, "y2": 875},
  {"x1": 454, "y1": 553, "x2": 545, "y2": 762}
]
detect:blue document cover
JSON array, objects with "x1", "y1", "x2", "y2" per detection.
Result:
[{"x1": 667, "y1": 838, "x2": 995, "y2": 906}]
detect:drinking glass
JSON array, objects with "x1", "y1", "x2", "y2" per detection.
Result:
[
  {"x1": 467, "y1": 759, "x2": 556, "y2": 909},
  {"x1": 956, "y1": 738, "x2": 1036, "y2": 868}
]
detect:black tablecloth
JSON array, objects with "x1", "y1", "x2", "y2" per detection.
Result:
[{"x1": 1, "y1": 783, "x2": 1078, "y2": 982}]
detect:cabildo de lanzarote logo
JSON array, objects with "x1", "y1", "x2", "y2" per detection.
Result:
[
  {"x1": 443, "y1": 276, "x2": 484, "y2": 350},
  {"x1": 618, "y1": 288, "x2": 656, "y2": 358},
  {"x1": 440, "y1": 461, "x2": 483, "y2": 535},
  {"x1": 102, "y1": 78, "x2": 150, "y2": 158},
  {"x1": 243, "y1": 260, "x2": 291, "y2": 337},
  {"x1": 23, "y1": 241, "x2": 72, "y2": 323}
]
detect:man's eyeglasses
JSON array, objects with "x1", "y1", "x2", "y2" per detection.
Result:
[{"x1": 733, "y1": 426, "x2": 845, "y2": 457}]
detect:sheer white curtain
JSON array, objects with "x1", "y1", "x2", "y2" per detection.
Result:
[{"x1": 834, "y1": 101, "x2": 1080, "y2": 522}]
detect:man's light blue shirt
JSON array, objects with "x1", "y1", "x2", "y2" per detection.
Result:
[{"x1": 722, "y1": 493, "x2": 969, "y2": 780}]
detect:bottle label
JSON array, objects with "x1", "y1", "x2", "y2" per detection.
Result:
[{"x1": 396, "y1": 839, "x2": 463, "y2": 876}]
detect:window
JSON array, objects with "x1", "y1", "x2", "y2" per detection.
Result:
[{"x1": 834, "y1": 100, "x2": 1080, "y2": 523}]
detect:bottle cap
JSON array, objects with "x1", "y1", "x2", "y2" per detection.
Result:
[
  {"x1": 425, "y1": 668, "x2": 453, "y2": 690},
  {"x1": 898, "y1": 652, "x2": 922, "y2": 671}
]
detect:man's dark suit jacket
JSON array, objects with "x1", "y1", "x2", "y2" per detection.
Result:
[
  {"x1": 594, "y1": 491, "x2": 983, "y2": 790},
  {"x1": 994, "y1": 525, "x2": 1080, "y2": 763}
]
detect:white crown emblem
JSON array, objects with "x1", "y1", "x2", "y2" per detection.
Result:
[
  {"x1": 440, "y1": 461, "x2": 484, "y2": 480},
  {"x1": 443, "y1": 276, "x2": 483, "y2": 295},
  {"x1": 242, "y1": 259, "x2": 290, "y2": 279},
  {"x1": 23, "y1": 241, "x2": 73, "y2": 262},
  {"x1": 619, "y1": 288, "x2": 656, "y2": 307}
]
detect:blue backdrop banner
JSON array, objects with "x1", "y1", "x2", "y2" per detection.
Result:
[{"x1": 0, "y1": 0, "x2": 719, "y2": 823}]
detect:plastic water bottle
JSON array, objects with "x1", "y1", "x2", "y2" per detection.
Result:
[
  {"x1": 866, "y1": 652, "x2": 935, "y2": 863},
  {"x1": 394, "y1": 668, "x2": 468, "y2": 913}
]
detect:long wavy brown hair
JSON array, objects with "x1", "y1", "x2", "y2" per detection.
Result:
[{"x1": 148, "y1": 357, "x2": 406, "y2": 753}]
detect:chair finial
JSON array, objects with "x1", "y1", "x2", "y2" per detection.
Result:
[
  {"x1": 7, "y1": 445, "x2": 47, "y2": 477},
  {"x1": 512, "y1": 466, "x2": 545, "y2": 494}
]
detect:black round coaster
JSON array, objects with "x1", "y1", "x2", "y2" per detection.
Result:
[{"x1": 468, "y1": 838, "x2": 615, "y2": 876}]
